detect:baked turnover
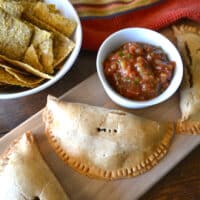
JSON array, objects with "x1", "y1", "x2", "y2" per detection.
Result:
[
  {"x1": 173, "y1": 24, "x2": 200, "y2": 134},
  {"x1": 0, "y1": 132, "x2": 69, "y2": 200},
  {"x1": 43, "y1": 96, "x2": 174, "y2": 180}
]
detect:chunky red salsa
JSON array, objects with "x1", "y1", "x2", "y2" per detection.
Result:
[{"x1": 103, "y1": 42, "x2": 176, "y2": 101}]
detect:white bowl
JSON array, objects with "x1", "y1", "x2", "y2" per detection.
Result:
[
  {"x1": 0, "y1": 0, "x2": 82, "y2": 99},
  {"x1": 96, "y1": 28, "x2": 183, "y2": 109}
]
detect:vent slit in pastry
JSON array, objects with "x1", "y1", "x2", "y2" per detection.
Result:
[
  {"x1": 43, "y1": 95, "x2": 174, "y2": 180},
  {"x1": 184, "y1": 42, "x2": 193, "y2": 88},
  {"x1": 97, "y1": 127, "x2": 118, "y2": 133},
  {"x1": 184, "y1": 42, "x2": 192, "y2": 66}
]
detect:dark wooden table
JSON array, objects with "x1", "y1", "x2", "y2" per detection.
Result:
[{"x1": 0, "y1": 50, "x2": 199, "y2": 200}]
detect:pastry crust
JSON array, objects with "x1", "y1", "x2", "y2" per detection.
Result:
[
  {"x1": 176, "y1": 121, "x2": 200, "y2": 135},
  {"x1": 173, "y1": 24, "x2": 200, "y2": 134},
  {"x1": 44, "y1": 96, "x2": 174, "y2": 180},
  {"x1": 0, "y1": 132, "x2": 69, "y2": 200}
]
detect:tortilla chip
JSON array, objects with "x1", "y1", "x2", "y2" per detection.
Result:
[
  {"x1": 23, "y1": 2, "x2": 76, "y2": 37},
  {"x1": 0, "y1": 0, "x2": 24, "y2": 18},
  {"x1": 4, "y1": 66, "x2": 43, "y2": 86},
  {"x1": 47, "y1": 4, "x2": 60, "y2": 14},
  {"x1": 0, "y1": 7, "x2": 33, "y2": 60},
  {"x1": 32, "y1": 26, "x2": 54, "y2": 74},
  {"x1": 0, "y1": 55, "x2": 53, "y2": 79},
  {"x1": 0, "y1": 66, "x2": 41, "y2": 88},
  {"x1": 53, "y1": 33, "x2": 75, "y2": 68},
  {"x1": 31, "y1": 24, "x2": 53, "y2": 45},
  {"x1": 32, "y1": 2, "x2": 76, "y2": 37},
  {"x1": 22, "y1": 15, "x2": 75, "y2": 68},
  {"x1": 0, "y1": 63, "x2": 43, "y2": 84},
  {"x1": 0, "y1": 82, "x2": 8, "y2": 89},
  {"x1": 23, "y1": 44, "x2": 44, "y2": 72},
  {"x1": 39, "y1": 39, "x2": 54, "y2": 73}
]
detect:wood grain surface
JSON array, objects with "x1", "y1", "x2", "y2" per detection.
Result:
[
  {"x1": 140, "y1": 146, "x2": 200, "y2": 200},
  {"x1": 0, "y1": 73, "x2": 199, "y2": 200},
  {"x1": 0, "y1": 27, "x2": 200, "y2": 199}
]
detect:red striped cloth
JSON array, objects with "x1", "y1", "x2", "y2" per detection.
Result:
[
  {"x1": 71, "y1": 0, "x2": 200, "y2": 50},
  {"x1": 70, "y1": 0, "x2": 162, "y2": 17}
]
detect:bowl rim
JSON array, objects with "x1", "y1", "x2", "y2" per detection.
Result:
[
  {"x1": 96, "y1": 27, "x2": 183, "y2": 109},
  {"x1": 0, "y1": 0, "x2": 82, "y2": 99}
]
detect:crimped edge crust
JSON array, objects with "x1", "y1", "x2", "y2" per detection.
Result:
[
  {"x1": 176, "y1": 120, "x2": 200, "y2": 135},
  {"x1": 44, "y1": 110, "x2": 174, "y2": 180},
  {"x1": 0, "y1": 132, "x2": 34, "y2": 168},
  {"x1": 172, "y1": 24, "x2": 200, "y2": 35}
]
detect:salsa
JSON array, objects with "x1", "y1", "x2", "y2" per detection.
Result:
[{"x1": 103, "y1": 42, "x2": 176, "y2": 101}]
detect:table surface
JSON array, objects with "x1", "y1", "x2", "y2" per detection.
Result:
[{"x1": 0, "y1": 50, "x2": 200, "y2": 200}]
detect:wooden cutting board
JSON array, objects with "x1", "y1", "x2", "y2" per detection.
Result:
[{"x1": 0, "y1": 74, "x2": 200, "y2": 200}]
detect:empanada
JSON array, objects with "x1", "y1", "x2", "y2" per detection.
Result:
[
  {"x1": 43, "y1": 96, "x2": 174, "y2": 180},
  {"x1": 173, "y1": 24, "x2": 200, "y2": 134},
  {"x1": 0, "y1": 132, "x2": 69, "y2": 200}
]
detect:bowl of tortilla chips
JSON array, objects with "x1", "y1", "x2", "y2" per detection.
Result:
[{"x1": 0, "y1": 0, "x2": 82, "y2": 99}]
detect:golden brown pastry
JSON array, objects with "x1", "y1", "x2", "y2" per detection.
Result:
[
  {"x1": 43, "y1": 96, "x2": 174, "y2": 180},
  {"x1": 0, "y1": 132, "x2": 69, "y2": 200},
  {"x1": 173, "y1": 24, "x2": 200, "y2": 134}
]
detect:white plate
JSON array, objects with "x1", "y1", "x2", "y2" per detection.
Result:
[{"x1": 0, "y1": 0, "x2": 82, "y2": 99}]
